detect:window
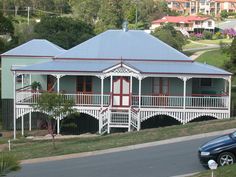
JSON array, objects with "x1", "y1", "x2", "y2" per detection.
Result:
[
  {"x1": 16, "y1": 75, "x2": 23, "y2": 83},
  {"x1": 195, "y1": 21, "x2": 200, "y2": 25},
  {"x1": 153, "y1": 78, "x2": 169, "y2": 95},
  {"x1": 185, "y1": 2, "x2": 190, "y2": 7},
  {"x1": 200, "y1": 78, "x2": 212, "y2": 87},
  {"x1": 208, "y1": 21, "x2": 212, "y2": 27},
  {"x1": 77, "y1": 76, "x2": 92, "y2": 93}
]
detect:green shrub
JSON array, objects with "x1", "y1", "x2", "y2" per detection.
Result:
[
  {"x1": 219, "y1": 40, "x2": 230, "y2": 54},
  {"x1": 214, "y1": 32, "x2": 224, "y2": 39},
  {"x1": 0, "y1": 152, "x2": 20, "y2": 176},
  {"x1": 221, "y1": 10, "x2": 228, "y2": 18},
  {"x1": 203, "y1": 31, "x2": 213, "y2": 39}
]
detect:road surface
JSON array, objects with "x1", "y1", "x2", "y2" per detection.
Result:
[{"x1": 8, "y1": 135, "x2": 219, "y2": 177}]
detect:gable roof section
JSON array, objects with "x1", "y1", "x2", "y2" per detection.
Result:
[
  {"x1": 55, "y1": 30, "x2": 191, "y2": 61},
  {"x1": 1, "y1": 39, "x2": 66, "y2": 57}
]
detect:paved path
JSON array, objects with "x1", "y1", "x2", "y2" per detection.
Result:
[{"x1": 9, "y1": 129, "x2": 236, "y2": 177}]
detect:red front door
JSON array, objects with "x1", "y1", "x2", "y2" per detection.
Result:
[{"x1": 112, "y1": 77, "x2": 130, "y2": 107}]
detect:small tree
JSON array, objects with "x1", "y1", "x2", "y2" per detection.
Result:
[
  {"x1": 224, "y1": 37, "x2": 236, "y2": 71},
  {"x1": 0, "y1": 152, "x2": 20, "y2": 176},
  {"x1": 33, "y1": 92, "x2": 75, "y2": 149}
]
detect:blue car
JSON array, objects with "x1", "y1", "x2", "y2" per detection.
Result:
[{"x1": 198, "y1": 131, "x2": 236, "y2": 167}]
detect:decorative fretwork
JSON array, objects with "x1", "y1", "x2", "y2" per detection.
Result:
[{"x1": 112, "y1": 67, "x2": 133, "y2": 74}]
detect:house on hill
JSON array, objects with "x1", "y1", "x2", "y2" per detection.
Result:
[
  {"x1": 1, "y1": 27, "x2": 231, "y2": 139},
  {"x1": 150, "y1": 15, "x2": 215, "y2": 36}
]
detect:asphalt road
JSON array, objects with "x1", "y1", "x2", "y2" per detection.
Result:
[
  {"x1": 218, "y1": 19, "x2": 236, "y2": 30},
  {"x1": 8, "y1": 135, "x2": 219, "y2": 177}
]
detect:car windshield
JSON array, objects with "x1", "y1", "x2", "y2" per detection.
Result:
[{"x1": 232, "y1": 132, "x2": 236, "y2": 138}]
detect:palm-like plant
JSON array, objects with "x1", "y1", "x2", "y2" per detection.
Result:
[{"x1": 0, "y1": 152, "x2": 20, "y2": 176}]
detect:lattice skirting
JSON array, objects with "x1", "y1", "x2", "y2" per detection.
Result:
[
  {"x1": 140, "y1": 110, "x2": 230, "y2": 124},
  {"x1": 16, "y1": 106, "x2": 101, "y2": 120}
]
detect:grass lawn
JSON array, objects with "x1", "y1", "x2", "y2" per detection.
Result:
[
  {"x1": 192, "y1": 164, "x2": 236, "y2": 177},
  {"x1": 195, "y1": 49, "x2": 230, "y2": 68},
  {"x1": 1, "y1": 118, "x2": 236, "y2": 160},
  {"x1": 196, "y1": 38, "x2": 232, "y2": 45},
  {"x1": 183, "y1": 42, "x2": 207, "y2": 50}
]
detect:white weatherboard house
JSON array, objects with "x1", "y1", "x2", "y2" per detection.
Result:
[{"x1": 1, "y1": 28, "x2": 232, "y2": 139}]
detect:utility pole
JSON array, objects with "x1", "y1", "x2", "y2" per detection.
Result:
[
  {"x1": 27, "y1": 6, "x2": 30, "y2": 25},
  {"x1": 135, "y1": 0, "x2": 139, "y2": 29}
]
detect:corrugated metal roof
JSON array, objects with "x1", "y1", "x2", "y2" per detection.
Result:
[
  {"x1": 125, "y1": 61, "x2": 231, "y2": 75},
  {"x1": 13, "y1": 60, "x2": 120, "y2": 72},
  {"x1": 55, "y1": 30, "x2": 191, "y2": 61},
  {"x1": 13, "y1": 60, "x2": 231, "y2": 75},
  {"x1": 2, "y1": 39, "x2": 66, "y2": 57}
]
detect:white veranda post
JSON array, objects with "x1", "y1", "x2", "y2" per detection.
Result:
[
  {"x1": 13, "y1": 72, "x2": 16, "y2": 139},
  {"x1": 99, "y1": 76, "x2": 104, "y2": 134},
  {"x1": 21, "y1": 74, "x2": 24, "y2": 136},
  {"x1": 137, "y1": 77, "x2": 142, "y2": 131},
  {"x1": 56, "y1": 75, "x2": 61, "y2": 135},
  {"x1": 228, "y1": 76, "x2": 232, "y2": 117},
  {"x1": 29, "y1": 74, "x2": 32, "y2": 131},
  {"x1": 108, "y1": 76, "x2": 113, "y2": 134}
]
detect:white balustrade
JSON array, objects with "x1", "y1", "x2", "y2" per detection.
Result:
[
  {"x1": 16, "y1": 92, "x2": 110, "y2": 106},
  {"x1": 132, "y1": 95, "x2": 183, "y2": 108},
  {"x1": 16, "y1": 91, "x2": 229, "y2": 109},
  {"x1": 186, "y1": 96, "x2": 228, "y2": 109},
  {"x1": 132, "y1": 95, "x2": 229, "y2": 109}
]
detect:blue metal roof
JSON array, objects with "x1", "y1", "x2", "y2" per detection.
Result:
[
  {"x1": 125, "y1": 61, "x2": 231, "y2": 75},
  {"x1": 2, "y1": 39, "x2": 66, "y2": 57},
  {"x1": 13, "y1": 60, "x2": 231, "y2": 75},
  {"x1": 13, "y1": 60, "x2": 120, "y2": 72},
  {"x1": 55, "y1": 30, "x2": 191, "y2": 61}
]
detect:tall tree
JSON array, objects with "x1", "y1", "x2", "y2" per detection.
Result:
[
  {"x1": 95, "y1": 0, "x2": 123, "y2": 33},
  {"x1": 34, "y1": 16, "x2": 95, "y2": 49},
  {"x1": 0, "y1": 12, "x2": 14, "y2": 35},
  {"x1": 70, "y1": 0, "x2": 100, "y2": 25},
  {"x1": 152, "y1": 23, "x2": 186, "y2": 51}
]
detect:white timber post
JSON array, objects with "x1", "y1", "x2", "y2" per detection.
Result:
[
  {"x1": 56, "y1": 75, "x2": 61, "y2": 135},
  {"x1": 99, "y1": 76, "x2": 104, "y2": 134},
  {"x1": 13, "y1": 71, "x2": 16, "y2": 139},
  {"x1": 128, "y1": 108, "x2": 131, "y2": 132},
  {"x1": 228, "y1": 76, "x2": 232, "y2": 117},
  {"x1": 181, "y1": 76, "x2": 189, "y2": 124},
  {"x1": 108, "y1": 76, "x2": 113, "y2": 134},
  {"x1": 137, "y1": 76, "x2": 142, "y2": 131},
  {"x1": 21, "y1": 115, "x2": 24, "y2": 136},
  {"x1": 29, "y1": 112, "x2": 32, "y2": 131},
  {"x1": 183, "y1": 77, "x2": 187, "y2": 110},
  {"x1": 138, "y1": 77, "x2": 142, "y2": 109},
  {"x1": 101, "y1": 76, "x2": 104, "y2": 108},
  {"x1": 21, "y1": 74, "x2": 24, "y2": 88},
  {"x1": 29, "y1": 74, "x2": 32, "y2": 131},
  {"x1": 130, "y1": 76, "x2": 133, "y2": 104},
  {"x1": 110, "y1": 75, "x2": 113, "y2": 103}
]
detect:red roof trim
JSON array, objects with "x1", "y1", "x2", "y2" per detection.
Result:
[{"x1": 1, "y1": 55, "x2": 54, "y2": 58}]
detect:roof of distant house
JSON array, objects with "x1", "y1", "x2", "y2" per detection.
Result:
[
  {"x1": 152, "y1": 16, "x2": 211, "y2": 24},
  {"x1": 1, "y1": 39, "x2": 66, "y2": 57}
]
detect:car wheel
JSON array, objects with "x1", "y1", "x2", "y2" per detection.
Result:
[{"x1": 217, "y1": 152, "x2": 236, "y2": 166}]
